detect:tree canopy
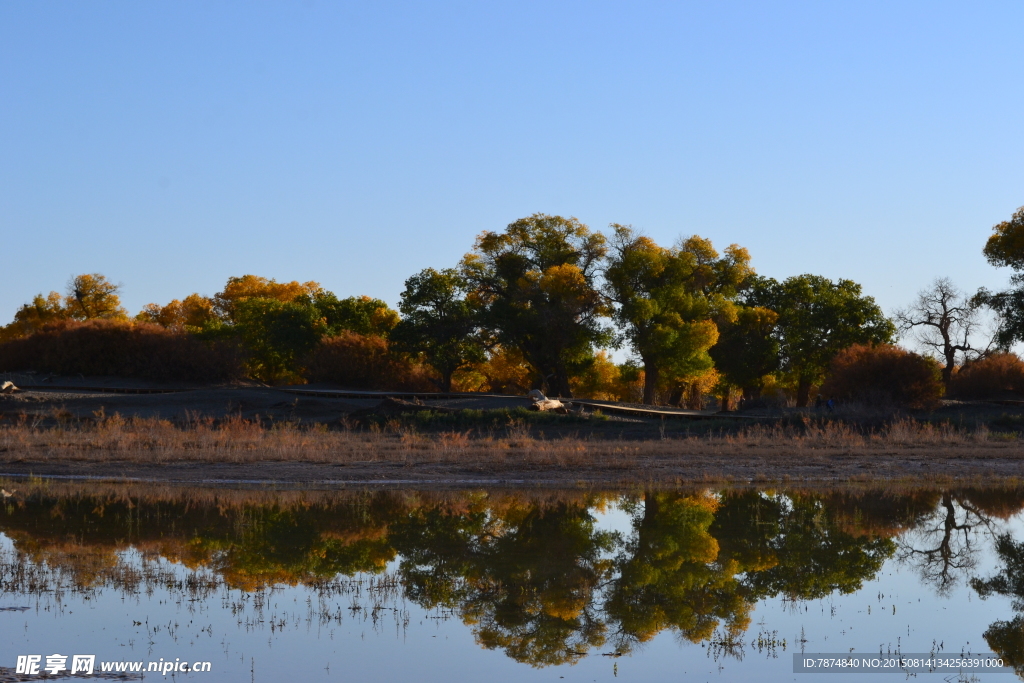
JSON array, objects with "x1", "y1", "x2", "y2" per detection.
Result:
[
  {"x1": 979, "y1": 206, "x2": 1024, "y2": 346},
  {"x1": 392, "y1": 268, "x2": 484, "y2": 391},
  {"x1": 745, "y1": 274, "x2": 895, "y2": 406},
  {"x1": 709, "y1": 305, "x2": 780, "y2": 400},
  {"x1": 605, "y1": 225, "x2": 753, "y2": 404},
  {"x1": 1, "y1": 274, "x2": 128, "y2": 341},
  {"x1": 212, "y1": 274, "x2": 322, "y2": 322},
  {"x1": 461, "y1": 214, "x2": 611, "y2": 397},
  {"x1": 136, "y1": 293, "x2": 217, "y2": 331}
]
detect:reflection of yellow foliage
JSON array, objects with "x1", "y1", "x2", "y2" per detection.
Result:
[
  {"x1": 540, "y1": 589, "x2": 586, "y2": 620},
  {"x1": 6, "y1": 534, "x2": 125, "y2": 589},
  {"x1": 743, "y1": 553, "x2": 780, "y2": 573},
  {"x1": 604, "y1": 492, "x2": 754, "y2": 647},
  {"x1": 687, "y1": 491, "x2": 721, "y2": 514},
  {"x1": 0, "y1": 486, "x2": 911, "y2": 669}
]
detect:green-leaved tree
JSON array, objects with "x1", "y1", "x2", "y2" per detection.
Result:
[
  {"x1": 978, "y1": 206, "x2": 1024, "y2": 347},
  {"x1": 604, "y1": 226, "x2": 752, "y2": 404},
  {"x1": 392, "y1": 268, "x2": 484, "y2": 392},
  {"x1": 461, "y1": 214, "x2": 610, "y2": 397},
  {"x1": 746, "y1": 275, "x2": 895, "y2": 406}
]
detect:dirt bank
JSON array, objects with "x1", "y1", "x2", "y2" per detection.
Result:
[
  {"x1": 0, "y1": 449, "x2": 1022, "y2": 487},
  {"x1": 1, "y1": 417, "x2": 1022, "y2": 486}
]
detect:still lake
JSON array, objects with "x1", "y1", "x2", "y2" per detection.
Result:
[{"x1": 2, "y1": 483, "x2": 1023, "y2": 682}]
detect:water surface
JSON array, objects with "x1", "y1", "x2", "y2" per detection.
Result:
[{"x1": 2, "y1": 484, "x2": 1023, "y2": 681}]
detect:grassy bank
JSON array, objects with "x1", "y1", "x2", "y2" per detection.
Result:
[{"x1": 0, "y1": 410, "x2": 1022, "y2": 486}]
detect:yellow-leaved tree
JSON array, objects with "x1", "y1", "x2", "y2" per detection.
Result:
[
  {"x1": 64, "y1": 274, "x2": 128, "y2": 320},
  {"x1": 136, "y1": 293, "x2": 218, "y2": 331},
  {"x1": 1, "y1": 274, "x2": 127, "y2": 340},
  {"x1": 212, "y1": 274, "x2": 323, "y2": 322},
  {"x1": 603, "y1": 226, "x2": 752, "y2": 405}
]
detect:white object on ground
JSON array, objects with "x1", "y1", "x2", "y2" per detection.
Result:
[{"x1": 526, "y1": 388, "x2": 566, "y2": 411}]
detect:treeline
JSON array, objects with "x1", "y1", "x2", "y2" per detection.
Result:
[{"x1": 3, "y1": 210, "x2": 1024, "y2": 407}]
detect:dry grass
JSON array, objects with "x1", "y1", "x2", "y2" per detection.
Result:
[
  {"x1": 0, "y1": 412, "x2": 1019, "y2": 477},
  {"x1": 0, "y1": 411, "x2": 627, "y2": 469}
]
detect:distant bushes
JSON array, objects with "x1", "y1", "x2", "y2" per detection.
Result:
[
  {"x1": 304, "y1": 331, "x2": 437, "y2": 391},
  {"x1": 0, "y1": 320, "x2": 243, "y2": 382},
  {"x1": 0, "y1": 322, "x2": 442, "y2": 389},
  {"x1": 950, "y1": 353, "x2": 1024, "y2": 398},
  {"x1": 821, "y1": 343, "x2": 943, "y2": 410}
]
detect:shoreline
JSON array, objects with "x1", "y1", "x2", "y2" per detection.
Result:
[
  {"x1": 3, "y1": 382, "x2": 1024, "y2": 488},
  {"x1": 1, "y1": 448, "x2": 1021, "y2": 487}
]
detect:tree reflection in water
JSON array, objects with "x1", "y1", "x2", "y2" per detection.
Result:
[
  {"x1": 973, "y1": 535, "x2": 1024, "y2": 675},
  {"x1": 714, "y1": 491, "x2": 897, "y2": 601},
  {"x1": 389, "y1": 497, "x2": 617, "y2": 666},
  {"x1": 605, "y1": 492, "x2": 753, "y2": 652},
  {"x1": 896, "y1": 491, "x2": 1003, "y2": 595},
  {"x1": 2, "y1": 484, "x2": 1024, "y2": 669},
  {"x1": 968, "y1": 488, "x2": 1024, "y2": 677}
]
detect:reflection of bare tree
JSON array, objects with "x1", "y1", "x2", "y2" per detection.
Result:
[{"x1": 896, "y1": 493, "x2": 998, "y2": 594}]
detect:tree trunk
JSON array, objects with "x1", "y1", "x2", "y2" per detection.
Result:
[
  {"x1": 942, "y1": 349, "x2": 956, "y2": 387},
  {"x1": 441, "y1": 371, "x2": 453, "y2": 393},
  {"x1": 549, "y1": 365, "x2": 573, "y2": 399},
  {"x1": 667, "y1": 384, "x2": 684, "y2": 407},
  {"x1": 642, "y1": 491, "x2": 658, "y2": 528},
  {"x1": 720, "y1": 389, "x2": 732, "y2": 412},
  {"x1": 796, "y1": 378, "x2": 811, "y2": 408},
  {"x1": 686, "y1": 384, "x2": 703, "y2": 410},
  {"x1": 642, "y1": 361, "x2": 659, "y2": 405}
]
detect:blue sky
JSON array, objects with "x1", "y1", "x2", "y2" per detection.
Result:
[{"x1": 2, "y1": 1, "x2": 1023, "y2": 324}]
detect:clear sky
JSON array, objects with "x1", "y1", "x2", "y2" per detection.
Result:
[{"x1": 2, "y1": 1, "x2": 1022, "y2": 323}]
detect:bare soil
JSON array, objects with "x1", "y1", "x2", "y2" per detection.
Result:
[{"x1": 0, "y1": 448, "x2": 1022, "y2": 489}]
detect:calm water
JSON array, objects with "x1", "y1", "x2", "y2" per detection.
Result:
[{"x1": 1, "y1": 484, "x2": 1024, "y2": 682}]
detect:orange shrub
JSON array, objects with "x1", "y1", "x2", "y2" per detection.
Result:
[
  {"x1": 821, "y1": 343, "x2": 943, "y2": 410},
  {"x1": 304, "y1": 331, "x2": 437, "y2": 391},
  {"x1": 950, "y1": 353, "x2": 1024, "y2": 398},
  {"x1": 0, "y1": 320, "x2": 243, "y2": 382}
]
